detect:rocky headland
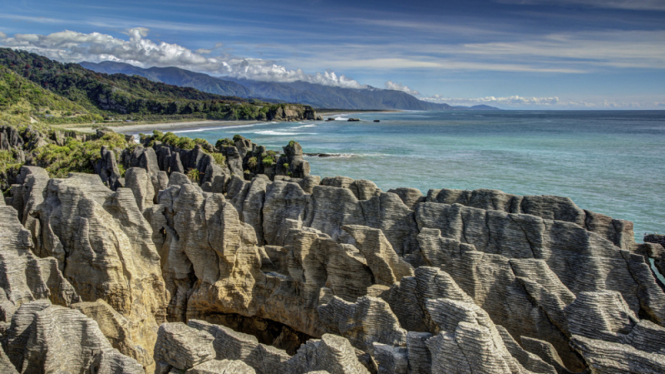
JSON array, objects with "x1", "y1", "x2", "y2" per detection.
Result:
[{"x1": 1, "y1": 131, "x2": 665, "y2": 373}]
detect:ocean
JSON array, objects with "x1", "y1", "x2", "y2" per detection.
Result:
[{"x1": 167, "y1": 110, "x2": 665, "y2": 240}]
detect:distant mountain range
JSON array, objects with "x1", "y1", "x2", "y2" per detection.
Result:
[
  {"x1": 0, "y1": 48, "x2": 314, "y2": 122},
  {"x1": 80, "y1": 61, "x2": 498, "y2": 111}
]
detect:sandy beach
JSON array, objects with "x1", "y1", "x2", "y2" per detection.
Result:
[
  {"x1": 56, "y1": 119, "x2": 264, "y2": 134},
  {"x1": 54, "y1": 110, "x2": 401, "y2": 134}
]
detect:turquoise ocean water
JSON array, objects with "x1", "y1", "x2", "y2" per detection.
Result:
[{"x1": 166, "y1": 110, "x2": 665, "y2": 240}]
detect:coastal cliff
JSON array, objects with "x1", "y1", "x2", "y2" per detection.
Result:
[{"x1": 1, "y1": 134, "x2": 665, "y2": 373}]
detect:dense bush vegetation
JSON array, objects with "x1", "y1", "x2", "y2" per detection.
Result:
[
  {"x1": 0, "y1": 48, "x2": 307, "y2": 121},
  {"x1": 0, "y1": 66, "x2": 101, "y2": 127},
  {"x1": 33, "y1": 132, "x2": 129, "y2": 178}
]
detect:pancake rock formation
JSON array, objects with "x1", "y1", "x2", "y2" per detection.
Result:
[{"x1": 1, "y1": 160, "x2": 665, "y2": 374}]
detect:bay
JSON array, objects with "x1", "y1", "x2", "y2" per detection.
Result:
[{"x1": 167, "y1": 110, "x2": 665, "y2": 240}]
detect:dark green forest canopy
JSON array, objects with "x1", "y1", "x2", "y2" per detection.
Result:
[{"x1": 0, "y1": 48, "x2": 312, "y2": 120}]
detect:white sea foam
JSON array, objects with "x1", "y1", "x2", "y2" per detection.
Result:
[
  {"x1": 304, "y1": 152, "x2": 388, "y2": 158},
  {"x1": 290, "y1": 124, "x2": 317, "y2": 129},
  {"x1": 170, "y1": 122, "x2": 273, "y2": 134},
  {"x1": 254, "y1": 130, "x2": 317, "y2": 136}
]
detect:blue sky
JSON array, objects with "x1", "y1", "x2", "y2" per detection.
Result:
[{"x1": 0, "y1": 0, "x2": 664, "y2": 108}]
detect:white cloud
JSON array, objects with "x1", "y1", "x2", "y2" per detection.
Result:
[
  {"x1": 0, "y1": 28, "x2": 365, "y2": 88},
  {"x1": 499, "y1": 0, "x2": 665, "y2": 11},
  {"x1": 421, "y1": 95, "x2": 665, "y2": 109},
  {"x1": 422, "y1": 95, "x2": 560, "y2": 106},
  {"x1": 384, "y1": 81, "x2": 420, "y2": 95},
  {"x1": 0, "y1": 32, "x2": 6, "y2": 40},
  {"x1": 459, "y1": 30, "x2": 665, "y2": 69}
]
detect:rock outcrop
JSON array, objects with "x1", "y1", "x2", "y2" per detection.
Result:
[
  {"x1": 2, "y1": 162, "x2": 665, "y2": 374},
  {"x1": 3, "y1": 167, "x2": 168, "y2": 371},
  {"x1": 427, "y1": 187, "x2": 636, "y2": 250},
  {"x1": 3, "y1": 301, "x2": 144, "y2": 374}
]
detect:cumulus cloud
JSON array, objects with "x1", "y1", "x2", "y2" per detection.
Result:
[
  {"x1": 0, "y1": 28, "x2": 365, "y2": 88},
  {"x1": 384, "y1": 81, "x2": 420, "y2": 95},
  {"x1": 0, "y1": 31, "x2": 6, "y2": 40}
]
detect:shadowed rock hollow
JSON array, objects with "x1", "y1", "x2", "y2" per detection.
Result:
[{"x1": 1, "y1": 137, "x2": 665, "y2": 373}]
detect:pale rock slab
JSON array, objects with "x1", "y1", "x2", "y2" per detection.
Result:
[
  {"x1": 0, "y1": 206, "x2": 79, "y2": 320},
  {"x1": 3, "y1": 301, "x2": 143, "y2": 374},
  {"x1": 318, "y1": 296, "x2": 407, "y2": 353},
  {"x1": 73, "y1": 298, "x2": 154, "y2": 370},
  {"x1": 154, "y1": 322, "x2": 215, "y2": 371},
  {"x1": 18, "y1": 170, "x2": 168, "y2": 367},
  {"x1": 285, "y1": 334, "x2": 371, "y2": 374}
]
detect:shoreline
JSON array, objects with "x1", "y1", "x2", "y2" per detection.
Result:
[
  {"x1": 56, "y1": 110, "x2": 402, "y2": 134},
  {"x1": 317, "y1": 109, "x2": 401, "y2": 117},
  {"x1": 57, "y1": 120, "x2": 263, "y2": 134}
]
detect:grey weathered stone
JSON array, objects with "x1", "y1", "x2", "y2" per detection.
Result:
[
  {"x1": 185, "y1": 359, "x2": 256, "y2": 374},
  {"x1": 564, "y1": 291, "x2": 638, "y2": 342},
  {"x1": 386, "y1": 188, "x2": 424, "y2": 210},
  {"x1": 426, "y1": 187, "x2": 635, "y2": 249},
  {"x1": 285, "y1": 334, "x2": 370, "y2": 374},
  {"x1": 154, "y1": 322, "x2": 216, "y2": 371},
  {"x1": 17, "y1": 171, "x2": 168, "y2": 368},
  {"x1": 95, "y1": 146, "x2": 122, "y2": 190},
  {"x1": 341, "y1": 225, "x2": 414, "y2": 286},
  {"x1": 415, "y1": 202, "x2": 664, "y2": 325},
  {"x1": 405, "y1": 332, "x2": 432, "y2": 374},
  {"x1": 242, "y1": 175, "x2": 271, "y2": 244},
  {"x1": 73, "y1": 298, "x2": 153, "y2": 370},
  {"x1": 263, "y1": 180, "x2": 309, "y2": 246},
  {"x1": 169, "y1": 172, "x2": 192, "y2": 187},
  {"x1": 125, "y1": 167, "x2": 155, "y2": 212},
  {"x1": 496, "y1": 326, "x2": 557, "y2": 374},
  {"x1": 188, "y1": 320, "x2": 290, "y2": 374},
  {"x1": 321, "y1": 176, "x2": 355, "y2": 189},
  {"x1": 372, "y1": 343, "x2": 407, "y2": 374},
  {"x1": 305, "y1": 186, "x2": 418, "y2": 257},
  {"x1": 318, "y1": 296, "x2": 407, "y2": 353},
  {"x1": 521, "y1": 336, "x2": 571, "y2": 374},
  {"x1": 348, "y1": 180, "x2": 382, "y2": 201},
  {"x1": 4, "y1": 301, "x2": 143, "y2": 374},
  {"x1": 0, "y1": 206, "x2": 79, "y2": 320},
  {"x1": 570, "y1": 334, "x2": 665, "y2": 374}
]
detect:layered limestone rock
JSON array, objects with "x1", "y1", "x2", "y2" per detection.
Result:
[
  {"x1": 277, "y1": 141, "x2": 310, "y2": 178},
  {"x1": 188, "y1": 319, "x2": 290, "y2": 374},
  {"x1": 3, "y1": 301, "x2": 144, "y2": 374},
  {"x1": 0, "y1": 205, "x2": 79, "y2": 320},
  {"x1": 415, "y1": 202, "x2": 664, "y2": 324},
  {"x1": 154, "y1": 321, "x2": 367, "y2": 374},
  {"x1": 562, "y1": 290, "x2": 665, "y2": 372},
  {"x1": 3, "y1": 163, "x2": 665, "y2": 374},
  {"x1": 95, "y1": 146, "x2": 122, "y2": 190},
  {"x1": 73, "y1": 299, "x2": 153, "y2": 370},
  {"x1": 4, "y1": 167, "x2": 168, "y2": 370},
  {"x1": 427, "y1": 187, "x2": 636, "y2": 250},
  {"x1": 304, "y1": 185, "x2": 418, "y2": 257},
  {"x1": 125, "y1": 167, "x2": 156, "y2": 212}
]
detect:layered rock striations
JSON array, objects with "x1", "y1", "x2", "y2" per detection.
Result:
[
  {"x1": 2, "y1": 160, "x2": 665, "y2": 373},
  {"x1": 3, "y1": 167, "x2": 168, "y2": 372}
]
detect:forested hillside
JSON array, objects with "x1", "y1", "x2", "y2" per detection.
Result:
[
  {"x1": 0, "y1": 48, "x2": 316, "y2": 121},
  {"x1": 0, "y1": 65, "x2": 99, "y2": 127}
]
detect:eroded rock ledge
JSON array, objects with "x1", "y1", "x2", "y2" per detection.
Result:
[{"x1": 1, "y1": 161, "x2": 665, "y2": 374}]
